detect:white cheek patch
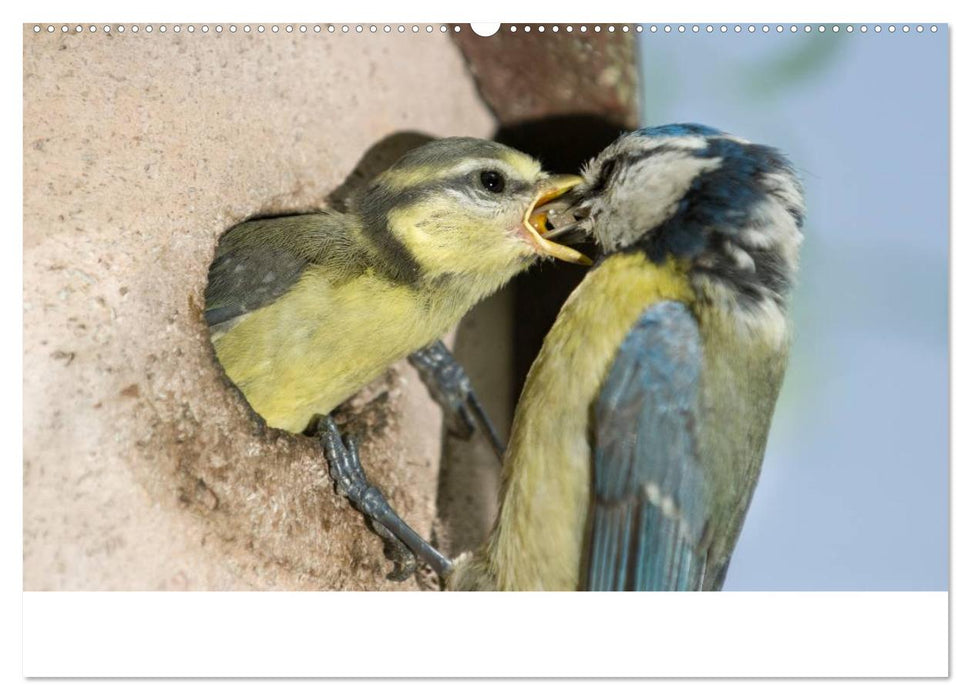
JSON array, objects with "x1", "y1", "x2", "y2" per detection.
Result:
[{"x1": 597, "y1": 153, "x2": 723, "y2": 252}]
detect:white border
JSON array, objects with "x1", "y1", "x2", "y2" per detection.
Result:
[{"x1": 23, "y1": 592, "x2": 948, "y2": 677}]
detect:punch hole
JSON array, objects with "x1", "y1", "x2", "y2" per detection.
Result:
[
  {"x1": 636, "y1": 25, "x2": 643, "y2": 32},
  {"x1": 131, "y1": 25, "x2": 139, "y2": 33},
  {"x1": 470, "y1": 23, "x2": 500, "y2": 37},
  {"x1": 32, "y1": 25, "x2": 39, "y2": 32}
]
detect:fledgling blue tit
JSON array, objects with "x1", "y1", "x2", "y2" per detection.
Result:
[
  {"x1": 447, "y1": 124, "x2": 805, "y2": 590},
  {"x1": 204, "y1": 137, "x2": 588, "y2": 579},
  {"x1": 205, "y1": 137, "x2": 586, "y2": 434}
]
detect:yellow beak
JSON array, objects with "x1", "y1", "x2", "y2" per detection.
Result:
[{"x1": 523, "y1": 175, "x2": 592, "y2": 266}]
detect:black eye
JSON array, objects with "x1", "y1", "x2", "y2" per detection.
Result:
[
  {"x1": 480, "y1": 170, "x2": 505, "y2": 193},
  {"x1": 587, "y1": 159, "x2": 618, "y2": 196},
  {"x1": 598, "y1": 159, "x2": 617, "y2": 188}
]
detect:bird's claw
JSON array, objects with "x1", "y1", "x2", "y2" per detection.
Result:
[
  {"x1": 408, "y1": 340, "x2": 505, "y2": 461},
  {"x1": 317, "y1": 416, "x2": 419, "y2": 581}
]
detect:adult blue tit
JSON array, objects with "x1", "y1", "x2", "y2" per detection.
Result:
[
  {"x1": 446, "y1": 124, "x2": 805, "y2": 590},
  {"x1": 205, "y1": 137, "x2": 587, "y2": 579}
]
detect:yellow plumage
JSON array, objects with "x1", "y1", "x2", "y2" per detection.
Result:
[
  {"x1": 205, "y1": 138, "x2": 584, "y2": 434},
  {"x1": 449, "y1": 252, "x2": 694, "y2": 590}
]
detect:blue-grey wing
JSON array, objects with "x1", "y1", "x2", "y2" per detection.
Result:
[
  {"x1": 204, "y1": 213, "x2": 360, "y2": 332},
  {"x1": 586, "y1": 301, "x2": 710, "y2": 591}
]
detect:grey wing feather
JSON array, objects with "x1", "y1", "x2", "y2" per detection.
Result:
[
  {"x1": 204, "y1": 212, "x2": 360, "y2": 332},
  {"x1": 586, "y1": 301, "x2": 710, "y2": 591}
]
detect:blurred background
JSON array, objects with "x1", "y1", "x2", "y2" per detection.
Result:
[{"x1": 637, "y1": 27, "x2": 948, "y2": 590}]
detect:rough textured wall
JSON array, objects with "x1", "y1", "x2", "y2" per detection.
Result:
[{"x1": 23, "y1": 26, "x2": 494, "y2": 590}]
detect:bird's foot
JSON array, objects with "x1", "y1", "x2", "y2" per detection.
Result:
[
  {"x1": 408, "y1": 340, "x2": 505, "y2": 462},
  {"x1": 315, "y1": 415, "x2": 451, "y2": 582}
]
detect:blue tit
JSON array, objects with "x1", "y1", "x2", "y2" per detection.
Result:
[
  {"x1": 205, "y1": 137, "x2": 587, "y2": 434},
  {"x1": 205, "y1": 137, "x2": 588, "y2": 580},
  {"x1": 447, "y1": 124, "x2": 805, "y2": 590}
]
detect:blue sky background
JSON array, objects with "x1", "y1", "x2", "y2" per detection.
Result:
[{"x1": 637, "y1": 27, "x2": 948, "y2": 590}]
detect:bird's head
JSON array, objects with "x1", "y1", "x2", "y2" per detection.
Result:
[
  {"x1": 355, "y1": 137, "x2": 588, "y2": 290},
  {"x1": 570, "y1": 124, "x2": 805, "y2": 325}
]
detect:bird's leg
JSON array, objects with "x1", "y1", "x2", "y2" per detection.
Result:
[
  {"x1": 408, "y1": 340, "x2": 505, "y2": 463},
  {"x1": 315, "y1": 415, "x2": 453, "y2": 582}
]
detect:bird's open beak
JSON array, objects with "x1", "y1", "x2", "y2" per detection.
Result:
[{"x1": 523, "y1": 175, "x2": 592, "y2": 266}]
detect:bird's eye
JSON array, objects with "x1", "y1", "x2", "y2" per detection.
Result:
[
  {"x1": 479, "y1": 170, "x2": 506, "y2": 193},
  {"x1": 599, "y1": 159, "x2": 617, "y2": 185}
]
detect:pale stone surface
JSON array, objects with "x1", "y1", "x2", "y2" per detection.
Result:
[{"x1": 23, "y1": 26, "x2": 494, "y2": 590}]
